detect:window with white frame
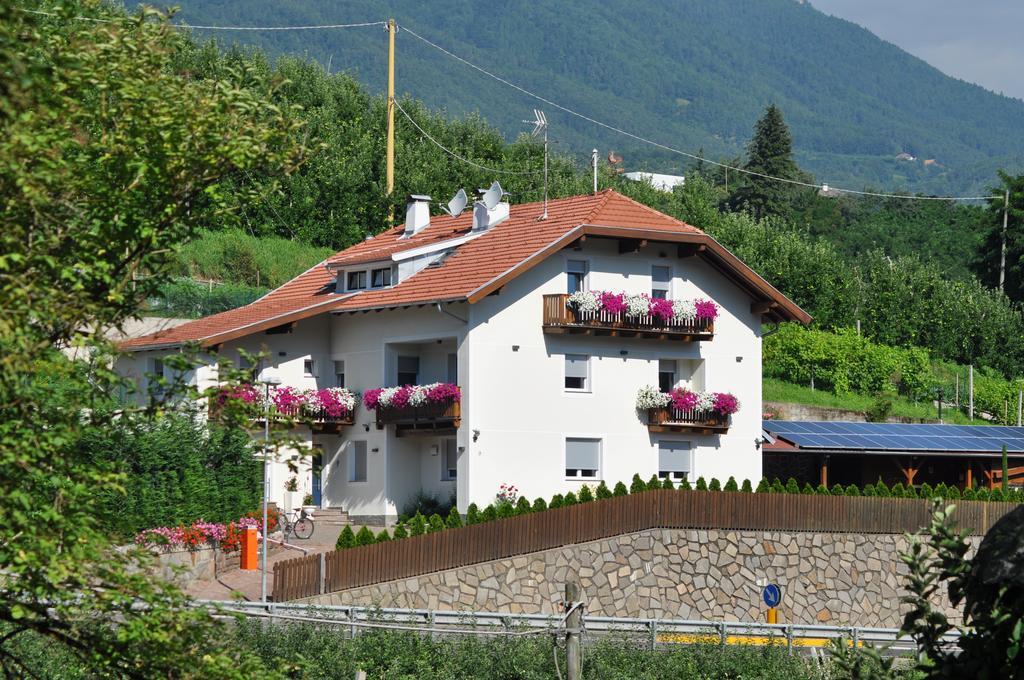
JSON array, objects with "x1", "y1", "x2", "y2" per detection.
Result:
[
  {"x1": 303, "y1": 358, "x2": 315, "y2": 377},
  {"x1": 397, "y1": 355, "x2": 420, "y2": 385},
  {"x1": 564, "y1": 354, "x2": 589, "y2": 391},
  {"x1": 652, "y1": 265, "x2": 671, "y2": 299},
  {"x1": 148, "y1": 357, "x2": 165, "y2": 397},
  {"x1": 658, "y1": 359, "x2": 677, "y2": 393},
  {"x1": 371, "y1": 267, "x2": 392, "y2": 288},
  {"x1": 334, "y1": 360, "x2": 345, "y2": 388},
  {"x1": 565, "y1": 438, "x2": 601, "y2": 479},
  {"x1": 346, "y1": 270, "x2": 367, "y2": 291},
  {"x1": 658, "y1": 440, "x2": 692, "y2": 480},
  {"x1": 348, "y1": 441, "x2": 367, "y2": 482},
  {"x1": 442, "y1": 440, "x2": 457, "y2": 481},
  {"x1": 566, "y1": 259, "x2": 588, "y2": 294}
]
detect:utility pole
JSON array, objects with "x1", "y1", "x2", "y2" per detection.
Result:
[
  {"x1": 1017, "y1": 389, "x2": 1022, "y2": 427},
  {"x1": 1000, "y1": 189, "x2": 1010, "y2": 293},
  {"x1": 592, "y1": 149, "x2": 599, "y2": 194},
  {"x1": 386, "y1": 18, "x2": 397, "y2": 224},
  {"x1": 969, "y1": 365, "x2": 974, "y2": 421},
  {"x1": 564, "y1": 581, "x2": 582, "y2": 680}
]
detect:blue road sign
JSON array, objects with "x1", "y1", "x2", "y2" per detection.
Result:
[{"x1": 762, "y1": 583, "x2": 782, "y2": 608}]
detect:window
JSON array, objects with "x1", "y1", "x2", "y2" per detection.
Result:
[
  {"x1": 564, "y1": 354, "x2": 589, "y2": 391},
  {"x1": 658, "y1": 441, "x2": 692, "y2": 480},
  {"x1": 238, "y1": 354, "x2": 261, "y2": 382},
  {"x1": 397, "y1": 355, "x2": 420, "y2": 385},
  {"x1": 566, "y1": 438, "x2": 600, "y2": 479},
  {"x1": 566, "y1": 259, "x2": 588, "y2": 294},
  {"x1": 348, "y1": 441, "x2": 367, "y2": 482},
  {"x1": 303, "y1": 359, "x2": 315, "y2": 377},
  {"x1": 442, "y1": 440, "x2": 458, "y2": 481},
  {"x1": 334, "y1": 360, "x2": 345, "y2": 388},
  {"x1": 658, "y1": 359, "x2": 677, "y2": 393},
  {"x1": 149, "y1": 357, "x2": 165, "y2": 397},
  {"x1": 652, "y1": 265, "x2": 671, "y2": 299},
  {"x1": 447, "y1": 353, "x2": 458, "y2": 384},
  {"x1": 371, "y1": 267, "x2": 392, "y2": 288},
  {"x1": 347, "y1": 271, "x2": 367, "y2": 291}
]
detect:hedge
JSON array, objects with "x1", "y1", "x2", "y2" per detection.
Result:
[{"x1": 348, "y1": 475, "x2": 1022, "y2": 550}]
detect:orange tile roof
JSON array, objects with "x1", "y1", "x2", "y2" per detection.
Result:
[{"x1": 121, "y1": 190, "x2": 807, "y2": 351}]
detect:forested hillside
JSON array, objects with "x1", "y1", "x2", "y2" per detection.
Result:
[{"x1": 168, "y1": 0, "x2": 1024, "y2": 196}]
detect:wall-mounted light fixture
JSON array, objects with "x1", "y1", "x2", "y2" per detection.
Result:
[
  {"x1": 278, "y1": 351, "x2": 287, "y2": 357},
  {"x1": 472, "y1": 429, "x2": 480, "y2": 442},
  {"x1": 371, "y1": 447, "x2": 379, "y2": 453},
  {"x1": 619, "y1": 350, "x2": 628, "y2": 356},
  {"x1": 512, "y1": 345, "x2": 520, "y2": 352},
  {"x1": 736, "y1": 356, "x2": 743, "y2": 362}
]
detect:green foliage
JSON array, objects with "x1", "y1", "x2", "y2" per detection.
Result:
[
  {"x1": 630, "y1": 474, "x2": 647, "y2": 494},
  {"x1": 496, "y1": 502, "x2": 515, "y2": 519},
  {"x1": 695, "y1": 477, "x2": 708, "y2": 491},
  {"x1": 426, "y1": 514, "x2": 446, "y2": 533},
  {"x1": 531, "y1": 497, "x2": 548, "y2": 512},
  {"x1": 771, "y1": 479, "x2": 786, "y2": 494},
  {"x1": 392, "y1": 524, "x2": 408, "y2": 540},
  {"x1": 975, "y1": 488, "x2": 991, "y2": 501},
  {"x1": 708, "y1": 478, "x2": 722, "y2": 492},
  {"x1": 355, "y1": 526, "x2": 376, "y2": 546},
  {"x1": 147, "y1": 278, "x2": 268, "y2": 318},
  {"x1": 375, "y1": 529, "x2": 391, "y2": 543},
  {"x1": 975, "y1": 172, "x2": 1024, "y2": 302},
  {"x1": 172, "y1": 229, "x2": 332, "y2": 288},
  {"x1": 563, "y1": 492, "x2": 579, "y2": 506},
  {"x1": 724, "y1": 476, "x2": 739, "y2": 492},
  {"x1": 845, "y1": 484, "x2": 861, "y2": 496},
  {"x1": 646, "y1": 474, "x2": 661, "y2": 491},
  {"x1": 801, "y1": 482, "x2": 815, "y2": 495},
  {"x1": 727, "y1": 104, "x2": 802, "y2": 220},
  {"x1": 661, "y1": 476, "x2": 675, "y2": 490},
  {"x1": 577, "y1": 485, "x2": 594, "y2": 503},
  {"x1": 678, "y1": 478, "x2": 693, "y2": 491},
  {"x1": 445, "y1": 507, "x2": 463, "y2": 529},
  {"x1": 613, "y1": 482, "x2": 629, "y2": 497},
  {"x1": 595, "y1": 481, "x2": 612, "y2": 499},
  {"x1": 408, "y1": 513, "x2": 427, "y2": 536},
  {"x1": 934, "y1": 484, "x2": 949, "y2": 499},
  {"x1": 741, "y1": 479, "x2": 753, "y2": 493},
  {"x1": 866, "y1": 394, "x2": 895, "y2": 423},
  {"x1": 816, "y1": 484, "x2": 830, "y2": 495},
  {"x1": 400, "y1": 491, "x2": 455, "y2": 522},
  {"x1": 515, "y1": 496, "x2": 533, "y2": 514},
  {"x1": 875, "y1": 478, "x2": 892, "y2": 498},
  {"x1": 756, "y1": 479, "x2": 770, "y2": 493},
  {"x1": 1002, "y1": 446, "x2": 1011, "y2": 492},
  {"x1": 890, "y1": 482, "x2": 906, "y2": 498},
  {"x1": 549, "y1": 494, "x2": 564, "y2": 509},
  {"x1": 785, "y1": 478, "x2": 801, "y2": 494},
  {"x1": 963, "y1": 487, "x2": 977, "y2": 501},
  {"x1": 465, "y1": 503, "x2": 480, "y2": 525},
  {"x1": 831, "y1": 483, "x2": 845, "y2": 496},
  {"x1": 480, "y1": 505, "x2": 498, "y2": 522},
  {"x1": 920, "y1": 483, "x2": 935, "y2": 499},
  {"x1": 335, "y1": 526, "x2": 356, "y2": 550},
  {"x1": 863, "y1": 484, "x2": 877, "y2": 497}
]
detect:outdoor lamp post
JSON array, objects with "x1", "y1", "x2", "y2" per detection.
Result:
[{"x1": 258, "y1": 368, "x2": 281, "y2": 605}]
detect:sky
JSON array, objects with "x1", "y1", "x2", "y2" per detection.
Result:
[{"x1": 811, "y1": 0, "x2": 1024, "y2": 101}]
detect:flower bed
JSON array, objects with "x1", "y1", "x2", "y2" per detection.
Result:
[
  {"x1": 135, "y1": 511, "x2": 278, "y2": 552},
  {"x1": 213, "y1": 384, "x2": 356, "y2": 420},
  {"x1": 636, "y1": 385, "x2": 740, "y2": 416},
  {"x1": 362, "y1": 383, "x2": 461, "y2": 410},
  {"x1": 568, "y1": 290, "x2": 718, "y2": 324}
]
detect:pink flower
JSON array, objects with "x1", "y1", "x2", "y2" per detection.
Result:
[
  {"x1": 713, "y1": 392, "x2": 739, "y2": 416},
  {"x1": 426, "y1": 383, "x2": 461, "y2": 402},
  {"x1": 669, "y1": 388, "x2": 698, "y2": 412},
  {"x1": 599, "y1": 291, "x2": 627, "y2": 315},
  {"x1": 363, "y1": 388, "x2": 382, "y2": 410},
  {"x1": 271, "y1": 386, "x2": 304, "y2": 415},
  {"x1": 695, "y1": 299, "x2": 719, "y2": 321},
  {"x1": 649, "y1": 297, "x2": 674, "y2": 321},
  {"x1": 390, "y1": 385, "x2": 413, "y2": 409},
  {"x1": 313, "y1": 388, "x2": 351, "y2": 417}
]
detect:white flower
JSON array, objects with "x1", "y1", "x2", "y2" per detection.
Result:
[
  {"x1": 672, "y1": 299, "x2": 696, "y2": 322},
  {"x1": 376, "y1": 386, "x2": 400, "y2": 407},
  {"x1": 408, "y1": 384, "x2": 431, "y2": 406},
  {"x1": 635, "y1": 385, "x2": 671, "y2": 410},
  {"x1": 567, "y1": 290, "x2": 600, "y2": 314},
  {"x1": 625, "y1": 293, "x2": 650, "y2": 317},
  {"x1": 695, "y1": 391, "x2": 716, "y2": 412}
]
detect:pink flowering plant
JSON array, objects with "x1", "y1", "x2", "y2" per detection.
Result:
[
  {"x1": 635, "y1": 385, "x2": 740, "y2": 417},
  {"x1": 362, "y1": 383, "x2": 461, "y2": 410},
  {"x1": 567, "y1": 289, "x2": 718, "y2": 324},
  {"x1": 213, "y1": 383, "x2": 356, "y2": 421},
  {"x1": 496, "y1": 483, "x2": 519, "y2": 508}
]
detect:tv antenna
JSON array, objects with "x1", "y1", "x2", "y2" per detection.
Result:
[{"x1": 523, "y1": 109, "x2": 549, "y2": 220}]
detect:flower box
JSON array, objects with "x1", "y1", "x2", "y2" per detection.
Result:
[
  {"x1": 363, "y1": 383, "x2": 461, "y2": 434},
  {"x1": 209, "y1": 384, "x2": 356, "y2": 430},
  {"x1": 542, "y1": 292, "x2": 715, "y2": 340},
  {"x1": 636, "y1": 385, "x2": 738, "y2": 434}
]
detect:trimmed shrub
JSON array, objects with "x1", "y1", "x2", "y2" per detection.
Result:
[
  {"x1": 409, "y1": 513, "x2": 427, "y2": 536},
  {"x1": 933, "y1": 483, "x2": 949, "y2": 499},
  {"x1": 830, "y1": 483, "x2": 845, "y2": 496},
  {"x1": 549, "y1": 494, "x2": 564, "y2": 509},
  {"x1": 355, "y1": 526, "x2": 376, "y2": 546},
  {"x1": 755, "y1": 479, "x2": 770, "y2": 493},
  {"x1": 647, "y1": 474, "x2": 661, "y2": 490},
  {"x1": 480, "y1": 505, "x2": 498, "y2": 522},
  {"x1": 990, "y1": 487, "x2": 1005, "y2": 502},
  {"x1": 516, "y1": 496, "x2": 533, "y2": 514},
  {"x1": 695, "y1": 477, "x2": 708, "y2": 491},
  {"x1": 563, "y1": 491, "x2": 579, "y2": 506},
  {"x1": 975, "y1": 487, "x2": 991, "y2": 501},
  {"x1": 919, "y1": 483, "x2": 935, "y2": 499},
  {"x1": 800, "y1": 482, "x2": 815, "y2": 495},
  {"x1": 724, "y1": 477, "x2": 739, "y2": 492},
  {"x1": 844, "y1": 484, "x2": 860, "y2": 496},
  {"x1": 874, "y1": 478, "x2": 891, "y2": 497},
  {"x1": 708, "y1": 478, "x2": 722, "y2": 492},
  {"x1": 335, "y1": 525, "x2": 356, "y2": 550},
  {"x1": 678, "y1": 478, "x2": 692, "y2": 491},
  {"x1": 427, "y1": 514, "x2": 445, "y2": 532},
  {"x1": 496, "y1": 502, "x2": 514, "y2": 519},
  {"x1": 862, "y1": 484, "x2": 877, "y2": 497},
  {"x1": 741, "y1": 479, "x2": 753, "y2": 493},
  {"x1": 945, "y1": 485, "x2": 960, "y2": 500},
  {"x1": 962, "y1": 487, "x2": 977, "y2": 501},
  {"x1": 392, "y1": 523, "x2": 408, "y2": 540},
  {"x1": 770, "y1": 479, "x2": 786, "y2": 494},
  {"x1": 661, "y1": 477, "x2": 675, "y2": 490},
  {"x1": 889, "y1": 482, "x2": 905, "y2": 498},
  {"x1": 532, "y1": 497, "x2": 548, "y2": 512},
  {"x1": 465, "y1": 503, "x2": 480, "y2": 525},
  {"x1": 578, "y1": 486, "x2": 595, "y2": 503},
  {"x1": 815, "y1": 484, "x2": 830, "y2": 495},
  {"x1": 375, "y1": 529, "x2": 391, "y2": 543},
  {"x1": 903, "y1": 485, "x2": 919, "y2": 498},
  {"x1": 445, "y1": 507, "x2": 463, "y2": 528},
  {"x1": 785, "y1": 478, "x2": 800, "y2": 494},
  {"x1": 630, "y1": 474, "x2": 647, "y2": 494},
  {"x1": 613, "y1": 482, "x2": 629, "y2": 497},
  {"x1": 595, "y1": 481, "x2": 612, "y2": 499}
]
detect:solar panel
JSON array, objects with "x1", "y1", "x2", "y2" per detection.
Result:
[{"x1": 765, "y1": 421, "x2": 1024, "y2": 454}]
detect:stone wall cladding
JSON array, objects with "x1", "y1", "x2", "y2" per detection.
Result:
[{"x1": 308, "y1": 528, "x2": 979, "y2": 627}]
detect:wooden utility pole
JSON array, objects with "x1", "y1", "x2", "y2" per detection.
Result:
[
  {"x1": 565, "y1": 581, "x2": 582, "y2": 680},
  {"x1": 386, "y1": 18, "x2": 397, "y2": 224},
  {"x1": 1000, "y1": 189, "x2": 1010, "y2": 292}
]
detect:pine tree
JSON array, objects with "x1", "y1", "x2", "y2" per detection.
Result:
[
  {"x1": 409, "y1": 513, "x2": 427, "y2": 536},
  {"x1": 630, "y1": 474, "x2": 647, "y2": 494},
  {"x1": 335, "y1": 525, "x2": 356, "y2": 550},
  {"x1": 563, "y1": 491, "x2": 579, "y2": 506},
  {"x1": 578, "y1": 485, "x2": 595, "y2": 503},
  {"x1": 595, "y1": 481, "x2": 612, "y2": 499},
  {"x1": 890, "y1": 482, "x2": 905, "y2": 498},
  {"x1": 801, "y1": 482, "x2": 815, "y2": 495},
  {"x1": 974, "y1": 173, "x2": 1024, "y2": 302},
  {"x1": 844, "y1": 484, "x2": 860, "y2": 496},
  {"x1": 962, "y1": 487, "x2": 977, "y2": 501},
  {"x1": 815, "y1": 484, "x2": 829, "y2": 495},
  {"x1": 392, "y1": 523, "x2": 408, "y2": 540},
  {"x1": 727, "y1": 104, "x2": 804, "y2": 220},
  {"x1": 724, "y1": 476, "x2": 739, "y2": 492},
  {"x1": 647, "y1": 474, "x2": 661, "y2": 490},
  {"x1": 831, "y1": 483, "x2": 845, "y2": 496},
  {"x1": 785, "y1": 478, "x2": 800, "y2": 494},
  {"x1": 770, "y1": 479, "x2": 786, "y2": 494},
  {"x1": 874, "y1": 478, "x2": 891, "y2": 497},
  {"x1": 549, "y1": 494, "x2": 564, "y2": 509},
  {"x1": 375, "y1": 529, "x2": 391, "y2": 543},
  {"x1": 678, "y1": 477, "x2": 692, "y2": 491},
  {"x1": 481, "y1": 505, "x2": 498, "y2": 521},
  {"x1": 427, "y1": 514, "x2": 445, "y2": 532},
  {"x1": 465, "y1": 503, "x2": 480, "y2": 525},
  {"x1": 613, "y1": 482, "x2": 629, "y2": 497},
  {"x1": 919, "y1": 483, "x2": 935, "y2": 499},
  {"x1": 446, "y1": 506, "x2": 463, "y2": 528},
  {"x1": 755, "y1": 479, "x2": 770, "y2": 493},
  {"x1": 740, "y1": 479, "x2": 753, "y2": 493}
]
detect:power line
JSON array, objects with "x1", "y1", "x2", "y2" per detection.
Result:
[
  {"x1": 399, "y1": 23, "x2": 994, "y2": 202},
  {"x1": 394, "y1": 99, "x2": 541, "y2": 176},
  {"x1": 22, "y1": 8, "x2": 385, "y2": 31}
]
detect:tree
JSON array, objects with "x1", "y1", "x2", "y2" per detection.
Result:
[
  {"x1": 973, "y1": 171, "x2": 1024, "y2": 302},
  {"x1": 0, "y1": 1, "x2": 298, "y2": 676},
  {"x1": 726, "y1": 104, "x2": 806, "y2": 220}
]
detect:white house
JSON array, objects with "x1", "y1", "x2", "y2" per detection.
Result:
[
  {"x1": 119, "y1": 189, "x2": 809, "y2": 523},
  {"x1": 623, "y1": 172, "x2": 685, "y2": 192}
]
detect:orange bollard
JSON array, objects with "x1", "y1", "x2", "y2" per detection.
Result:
[{"x1": 241, "y1": 525, "x2": 258, "y2": 570}]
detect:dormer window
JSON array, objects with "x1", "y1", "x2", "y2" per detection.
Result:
[
  {"x1": 347, "y1": 271, "x2": 367, "y2": 291},
  {"x1": 371, "y1": 267, "x2": 392, "y2": 288}
]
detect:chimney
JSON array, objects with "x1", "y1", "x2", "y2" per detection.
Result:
[
  {"x1": 472, "y1": 182, "x2": 510, "y2": 231},
  {"x1": 404, "y1": 195, "x2": 432, "y2": 236}
]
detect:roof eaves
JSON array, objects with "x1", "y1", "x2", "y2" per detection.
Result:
[{"x1": 466, "y1": 225, "x2": 586, "y2": 303}]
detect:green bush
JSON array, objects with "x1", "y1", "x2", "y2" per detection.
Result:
[
  {"x1": 661, "y1": 476, "x2": 674, "y2": 490},
  {"x1": 785, "y1": 478, "x2": 800, "y2": 494},
  {"x1": 613, "y1": 482, "x2": 628, "y2": 497},
  {"x1": 496, "y1": 502, "x2": 515, "y2": 519},
  {"x1": 595, "y1": 481, "x2": 612, "y2": 499},
  {"x1": 801, "y1": 482, "x2": 815, "y2": 495},
  {"x1": 695, "y1": 477, "x2": 708, "y2": 491},
  {"x1": 990, "y1": 488, "x2": 1005, "y2": 502},
  {"x1": 532, "y1": 497, "x2": 548, "y2": 512},
  {"x1": 375, "y1": 529, "x2": 391, "y2": 543},
  {"x1": 975, "y1": 488, "x2": 990, "y2": 501},
  {"x1": 831, "y1": 483, "x2": 845, "y2": 496},
  {"x1": 335, "y1": 526, "x2": 355, "y2": 550},
  {"x1": 630, "y1": 474, "x2": 647, "y2": 494},
  {"x1": 647, "y1": 474, "x2": 661, "y2": 490},
  {"x1": 427, "y1": 514, "x2": 445, "y2": 533},
  {"x1": 392, "y1": 524, "x2": 408, "y2": 540},
  {"x1": 741, "y1": 479, "x2": 753, "y2": 493},
  {"x1": 678, "y1": 478, "x2": 692, "y2": 490},
  {"x1": 865, "y1": 394, "x2": 894, "y2": 423},
  {"x1": 355, "y1": 526, "x2": 375, "y2": 546},
  {"x1": 480, "y1": 505, "x2": 498, "y2": 522},
  {"x1": 862, "y1": 483, "x2": 877, "y2": 497},
  {"x1": 577, "y1": 486, "x2": 594, "y2": 503},
  {"x1": 815, "y1": 484, "x2": 830, "y2": 495},
  {"x1": 919, "y1": 483, "x2": 935, "y2": 499},
  {"x1": 771, "y1": 479, "x2": 786, "y2": 494},
  {"x1": 408, "y1": 513, "x2": 427, "y2": 536},
  {"x1": 465, "y1": 503, "x2": 480, "y2": 525},
  {"x1": 756, "y1": 479, "x2": 770, "y2": 493},
  {"x1": 563, "y1": 491, "x2": 578, "y2": 506},
  {"x1": 147, "y1": 278, "x2": 267, "y2": 318},
  {"x1": 844, "y1": 484, "x2": 860, "y2": 496},
  {"x1": 874, "y1": 478, "x2": 891, "y2": 497},
  {"x1": 708, "y1": 478, "x2": 722, "y2": 492},
  {"x1": 724, "y1": 477, "x2": 739, "y2": 492},
  {"x1": 962, "y1": 487, "x2": 977, "y2": 500},
  {"x1": 515, "y1": 496, "x2": 533, "y2": 514},
  {"x1": 549, "y1": 494, "x2": 564, "y2": 509},
  {"x1": 445, "y1": 506, "x2": 463, "y2": 528}
]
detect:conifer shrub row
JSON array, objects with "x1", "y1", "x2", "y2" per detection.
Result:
[{"x1": 336, "y1": 473, "x2": 1022, "y2": 550}]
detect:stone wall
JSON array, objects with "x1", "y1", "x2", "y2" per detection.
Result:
[{"x1": 306, "y1": 528, "x2": 979, "y2": 627}]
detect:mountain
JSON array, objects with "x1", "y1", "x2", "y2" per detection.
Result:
[{"x1": 167, "y1": 0, "x2": 1024, "y2": 196}]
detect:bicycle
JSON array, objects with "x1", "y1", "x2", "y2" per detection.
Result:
[{"x1": 278, "y1": 507, "x2": 315, "y2": 540}]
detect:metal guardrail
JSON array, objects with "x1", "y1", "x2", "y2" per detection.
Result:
[{"x1": 196, "y1": 600, "x2": 960, "y2": 655}]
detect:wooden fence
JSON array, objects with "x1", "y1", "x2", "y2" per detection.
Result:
[{"x1": 271, "y1": 490, "x2": 1018, "y2": 602}]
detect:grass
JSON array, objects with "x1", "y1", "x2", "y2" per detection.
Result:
[
  {"x1": 173, "y1": 229, "x2": 333, "y2": 289},
  {"x1": 764, "y1": 378, "x2": 981, "y2": 425}
]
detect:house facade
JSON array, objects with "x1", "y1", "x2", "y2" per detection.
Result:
[{"x1": 119, "y1": 190, "x2": 808, "y2": 522}]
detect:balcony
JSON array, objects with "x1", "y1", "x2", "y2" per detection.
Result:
[
  {"x1": 646, "y1": 406, "x2": 730, "y2": 434},
  {"x1": 209, "y1": 385, "x2": 355, "y2": 434},
  {"x1": 365, "y1": 384, "x2": 462, "y2": 437},
  {"x1": 542, "y1": 293, "x2": 714, "y2": 341}
]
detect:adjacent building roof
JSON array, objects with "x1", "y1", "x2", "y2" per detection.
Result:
[
  {"x1": 122, "y1": 190, "x2": 810, "y2": 351},
  {"x1": 763, "y1": 420, "x2": 1024, "y2": 458}
]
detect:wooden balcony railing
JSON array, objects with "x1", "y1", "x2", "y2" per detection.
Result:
[
  {"x1": 376, "y1": 398, "x2": 461, "y2": 436},
  {"x1": 647, "y1": 406, "x2": 730, "y2": 434},
  {"x1": 208, "y1": 401, "x2": 354, "y2": 433},
  {"x1": 542, "y1": 294, "x2": 714, "y2": 340}
]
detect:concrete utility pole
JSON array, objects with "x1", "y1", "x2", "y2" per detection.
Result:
[
  {"x1": 565, "y1": 581, "x2": 582, "y2": 680},
  {"x1": 385, "y1": 18, "x2": 397, "y2": 224},
  {"x1": 1000, "y1": 189, "x2": 1010, "y2": 292},
  {"x1": 592, "y1": 149, "x2": 599, "y2": 194},
  {"x1": 969, "y1": 365, "x2": 974, "y2": 421}
]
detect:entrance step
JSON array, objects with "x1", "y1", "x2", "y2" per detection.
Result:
[{"x1": 311, "y1": 508, "x2": 350, "y2": 526}]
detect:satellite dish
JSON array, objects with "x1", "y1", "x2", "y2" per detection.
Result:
[
  {"x1": 479, "y1": 181, "x2": 505, "y2": 210},
  {"x1": 442, "y1": 188, "x2": 468, "y2": 217}
]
